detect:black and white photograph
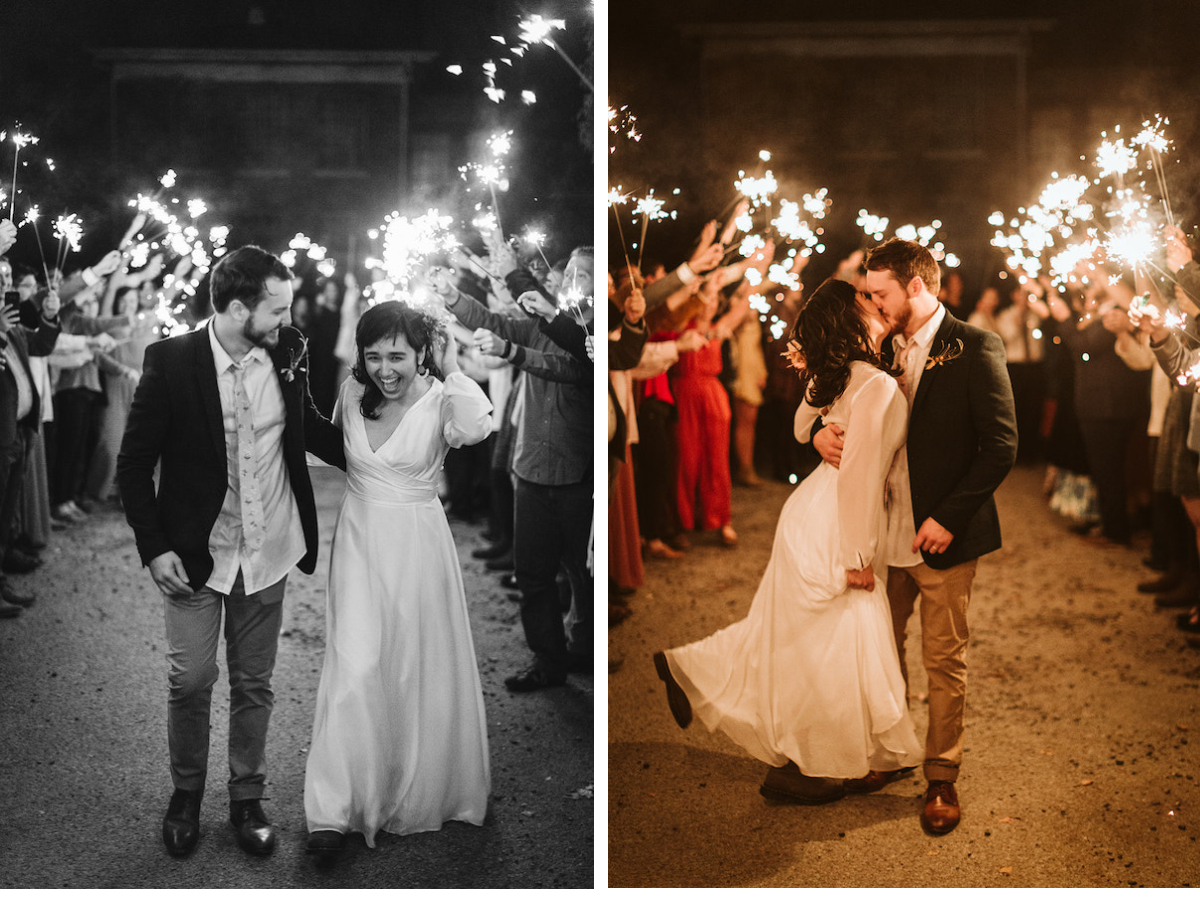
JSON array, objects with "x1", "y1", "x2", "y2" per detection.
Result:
[{"x1": 0, "y1": 0, "x2": 594, "y2": 888}]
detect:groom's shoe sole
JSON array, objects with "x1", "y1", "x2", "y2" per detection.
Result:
[{"x1": 653, "y1": 651, "x2": 692, "y2": 729}]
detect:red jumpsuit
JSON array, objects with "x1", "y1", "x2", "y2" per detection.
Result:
[{"x1": 671, "y1": 333, "x2": 731, "y2": 531}]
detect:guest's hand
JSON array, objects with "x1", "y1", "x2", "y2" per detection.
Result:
[
  {"x1": 912, "y1": 517, "x2": 954, "y2": 555},
  {"x1": 0, "y1": 219, "x2": 16, "y2": 255},
  {"x1": 88, "y1": 332, "x2": 117, "y2": 351},
  {"x1": 0, "y1": 305, "x2": 17, "y2": 334},
  {"x1": 675, "y1": 330, "x2": 706, "y2": 353},
  {"x1": 42, "y1": 289, "x2": 61, "y2": 319},
  {"x1": 120, "y1": 211, "x2": 148, "y2": 249},
  {"x1": 585, "y1": 334, "x2": 594, "y2": 361},
  {"x1": 846, "y1": 565, "x2": 875, "y2": 591},
  {"x1": 1166, "y1": 225, "x2": 1193, "y2": 273},
  {"x1": 92, "y1": 249, "x2": 123, "y2": 278},
  {"x1": 624, "y1": 287, "x2": 645, "y2": 325},
  {"x1": 427, "y1": 266, "x2": 456, "y2": 299},
  {"x1": 149, "y1": 551, "x2": 194, "y2": 596},
  {"x1": 517, "y1": 289, "x2": 557, "y2": 321},
  {"x1": 719, "y1": 200, "x2": 749, "y2": 246},
  {"x1": 813, "y1": 423, "x2": 844, "y2": 468},
  {"x1": 473, "y1": 327, "x2": 506, "y2": 357},
  {"x1": 1129, "y1": 302, "x2": 1169, "y2": 343},
  {"x1": 689, "y1": 220, "x2": 723, "y2": 274},
  {"x1": 1101, "y1": 306, "x2": 1132, "y2": 335}
]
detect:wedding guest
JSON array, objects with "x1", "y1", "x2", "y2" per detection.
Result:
[{"x1": 431, "y1": 249, "x2": 592, "y2": 692}]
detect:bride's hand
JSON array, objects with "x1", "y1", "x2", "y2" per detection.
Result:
[{"x1": 846, "y1": 565, "x2": 875, "y2": 591}]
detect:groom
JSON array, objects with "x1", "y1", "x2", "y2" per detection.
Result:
[
  {"x1": 117, "y1": 245, "x2": 344, "y2": 857},
  {"x1": 811, "y1": 238, "x2": 1017, "y2": 834}
]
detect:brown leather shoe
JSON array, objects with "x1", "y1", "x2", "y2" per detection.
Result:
[
  {"x1": 760, "y1": 761, "x2": 845, "y2": 804},
  {"x1": 921, "y1": 781, "x2": 961, "y2": 834},
  {"x1": 844, "y1": 766, "x2": 916, "y2": 794},
  {"x1": 653, "y1": 651, "x2": 692, "y2": 729}
]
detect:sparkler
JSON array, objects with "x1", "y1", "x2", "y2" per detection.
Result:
[
  {"x1": 52, "y1": 213, "x2": 84, "y2": 273},
  {"x1": 517, "y1": 14, "x2": 592, "y2": 92},
  {"x1": 608, "y1": 105, "x2": 642, "y2": 155},
  {"x1": 521, "y1": 227, "x2": 552, "y2": 271},
  {"x1": 607, "y1": 186, "x2": 634, "y2": 273},
  {"x1": 1133, "y1": 115, "x2": 1175, "y2": 227},
  {"x1": 632, "y1": 190, "x2": 672, "y2": 267},
  {"x1": 7, "y1": 128, "x2": 39, "y2": 222}
]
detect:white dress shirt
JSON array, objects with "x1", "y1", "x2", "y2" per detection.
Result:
[
  {"x1": 884, "y1": 302, "x2": 946, "y2": 568},
  {"x1": 206, "y1": 323, "x2": 305, "y2": 594}
]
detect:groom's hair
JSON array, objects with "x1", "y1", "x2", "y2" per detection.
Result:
[
  {"x1": 210, "y1": 245, "x2": 292, "y2": 313},
  {"x1": 865, "y1": 237, "x2": 941, "y2": 297}
]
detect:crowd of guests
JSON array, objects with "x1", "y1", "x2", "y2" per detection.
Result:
[
  {"x1": 607, "y1": 214, "x2": 1200, "y2": 652},
  {"x1": 0, "y1": 216, "x2": 597, "y2": 681}
]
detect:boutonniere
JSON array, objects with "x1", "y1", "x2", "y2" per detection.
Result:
[
  {"x1": 925, "y1": 338, "x2": 965, "y2": 370},
  {"x1": 277, "y1": 334, "x2": 308, "y2": 383}
]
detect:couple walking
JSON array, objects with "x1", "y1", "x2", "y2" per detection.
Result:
[
  {"x1": 116, "y1": 246, "x2": 492, "y2": 858},
  {"x1": 655, "y1": 238, "x2": 1018, "y2": 834}
]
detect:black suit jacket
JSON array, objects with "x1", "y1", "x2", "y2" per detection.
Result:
[
  {"x1": 888, "y1": 312, "x2": 1018, "y2": 570},
  {"x1": 116, "y1": 324, "x2": 346, "y2": 590}
]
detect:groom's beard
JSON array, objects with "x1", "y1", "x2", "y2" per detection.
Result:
[
  {"x1": 890, "y1": 300, "x2": 912, "y2": 336},
  {"x1": 243, "y1": 318, "x2": 282, "y2": 349}
]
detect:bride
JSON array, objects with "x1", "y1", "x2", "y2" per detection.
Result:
[
  {"x1": 304, "y1": 300, "x2": 492, "y2": 854},
  {"x1": 654, "y1": 277, "x2": 921, "y2": 803}
]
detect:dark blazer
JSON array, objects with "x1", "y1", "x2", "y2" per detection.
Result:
[
  {"x1": 116, "y1": 324, "x2": 346, "y2": 590},
  {"x1": 887, "y1": 312, "x2": 1018, "y2": 570}
]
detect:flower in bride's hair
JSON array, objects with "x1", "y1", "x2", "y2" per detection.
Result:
[{"x1": 782, "y1": 339, "x2": 806, "y2": 373}]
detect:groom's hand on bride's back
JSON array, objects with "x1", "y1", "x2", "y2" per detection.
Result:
[
  {"x1": 813, "y1": 424, "x2": 845, "y2": 468},
  {"x1": 149, "y1": 551, "x2": 195, "y2": 597}
]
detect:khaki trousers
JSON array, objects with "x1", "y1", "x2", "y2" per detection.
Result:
[{"x1": 887, "y1": 560, "x2": 977, "y2": 783}]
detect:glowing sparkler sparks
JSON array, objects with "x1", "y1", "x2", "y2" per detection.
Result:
[
  {"x1": 759, "y1": 150, "x2": 771, "y2": 162},
  {"x1": 1133, "y1": 116, "x2": 1170, "y2": 154},
  {"x1": 20, "y1": 205, "x2": 40, "y2": 228},
  {"x1": 607, "y1": 187, "x2": 631, "y2": 207},
  {"x1": 376, "y1": 209, "x2": 458, "y2": 290},
  {"x1": 857, "y1": 209, "x2": 890, "y2": 241},
  {"x1": 802, "y1": 189, "x2": 831, "y2": 220},
  {"x1": 521, "y1": 90, "x2": 537, "y2": 104},
  {"x1": 517, "y1": 14, "x2": 565, "y2": 45},
  {"x1": 1105, "y1": 222, "x2": 1156, "y2": 268},
  {"x1": 52, "y1": 214, "x2": 83, "y2": 253},
  {"x1": 1095, "y1": 134, "x2": 1138, "y2": 180},
  {"x1": 608, "y1": 105, "x2": 642, "y2": 154},
  {"x1": 516, "y1": 14, "x2": 592, "y2": 92},
  {"x1": 446, "y1": 65, "x2": 463, "y2": 76},
  {"x1": 487, "y1": 130, "x2": 513, "y2": 158},
  {"x1": 159, "y1": 169, "x2": 177, "y2": 190},
  {"x1": 187, "y1": 199, "x2": 207, "y2": 218},
  {"x1": 632, "y1": 192, "x2": 668, "y2": 224},
  {"x1": 734, "y1": 170, "x2": 778, "y2": 209},
  {"x1": 7, "y1": 128, "x2": 39, "y2": 222}
]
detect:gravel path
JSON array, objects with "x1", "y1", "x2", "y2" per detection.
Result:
[
  {"x1": 0, "y1": 466, "x2": 593, "y2": 888},
  {"x1": 608, "y1": 464, "x2": 1199, "y2": 888}
]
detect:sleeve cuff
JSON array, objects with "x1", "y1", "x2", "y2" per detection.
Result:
[
  {"x1": 676, "y1": 262, "x2": 696, "y2": 285},
  {"x1": 81, "y1": 267, "x2": 100, "y2": 287}
]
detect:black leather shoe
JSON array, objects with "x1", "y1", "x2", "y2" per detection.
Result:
[
  {"x1": 306, "y1": 829, "x2": 346, "y2": 855},
  {"x1": 230, "y1": 799, "x2": 276, "y2": 855},
  {"x1": 0, "y1": 582, "x2": 34, "y2": 607},
  {"x1": 2, "y1": 549, "x2": 42, "y2": 574},
  {"x1": 653, "y1": 651, "x2": 692, "y2": 729},
  {"x1": 472, "y1": 541, "x2": 512, "y2": 560},
  {"x1": 504, "y1": 665, "x2": 566, "y2": 692},
  {"x1": 163, "y1": 788, "x2": 202, "y2": 857},
  {"x1": 485, "y1": 552, "x2": 515, "y2": 571}
]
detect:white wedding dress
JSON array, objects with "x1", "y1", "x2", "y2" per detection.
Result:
[
  {"x1": 665, "y1": 362, "x2": 922, "y2": 778},
  {"x1": 304, "y1": 373, "x2": 492, "y2": 843}
]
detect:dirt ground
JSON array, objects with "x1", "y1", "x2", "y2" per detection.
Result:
[
  {"x1": 0, "y1": 466, "x2": 593, "y2": 889},
  {"x1": 608, "y1": 463, "x2": 1200, "y2": 888}
]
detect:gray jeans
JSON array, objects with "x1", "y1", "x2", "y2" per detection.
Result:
[{"x1": 162, "y1": 572, "x2": 286, "y2": 800}]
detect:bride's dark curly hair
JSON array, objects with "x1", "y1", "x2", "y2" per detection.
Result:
[
  {"x1": 352, "y1": 300, "x2": 446, "y2": 420},
  {"x1": 791, "y1": 278, "x2": 890, "y2": 409}
]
